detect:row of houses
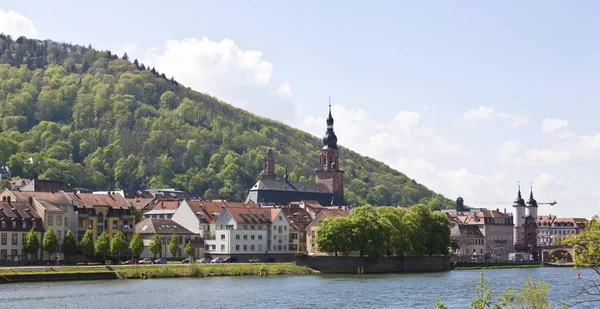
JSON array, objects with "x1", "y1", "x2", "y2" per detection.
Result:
[{"x1": 0, "y1": 186, "x2": 350, "y2": 263}]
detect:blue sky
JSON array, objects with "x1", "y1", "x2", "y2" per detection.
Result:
[{"x1": 2, "y1": 1, "x2": 600, "y2": 217}]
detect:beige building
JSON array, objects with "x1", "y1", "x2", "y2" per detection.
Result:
[
  {"x1": 306, "y1": 209, "x2": 348, "y2": 255},
  {"x1": 450, "y1": 222, "x2": 486, "y2": 261},
  {"x1": 135, "y1": 218, "x2": 201, "y2": 259},
  {"x1": 0, "y1": 200, "x2": 44, "y2": 263}
]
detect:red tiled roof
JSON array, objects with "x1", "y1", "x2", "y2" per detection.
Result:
[
  {"x1": 320, "y1": 209, "x2": 349, "y2": 218},
  {"x1": 150, "y1": 200, "x2": 182, "y2": 211},
  {"x1": 66, "y1": 192, "x2": 130, "y2": 209},
  {"x1": 131, "y1": 197, "x2": 156, "y2": 210},
  {"x1": 7, "y1": 190, "x2": 71, "y2": 205},
  {"x1": 226, "y1": 207, "x2": 273, "y2": 224}
]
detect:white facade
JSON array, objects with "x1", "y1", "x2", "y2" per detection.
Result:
[
  {"x1": 526, "y1": 206, "x2": 538, "y2": 219},
  {"x1": 0, "y1": 231, "x2": 41, "y2": 261},
  {"x1": 269, "y1": 211, "x2": 292, "y2": 253},
  {"x1": 171, "y1": 201, "x2": 216, "y2": 238},
  {"x1": 514, "y1": 205, "x2": 525, "y2": 226}
]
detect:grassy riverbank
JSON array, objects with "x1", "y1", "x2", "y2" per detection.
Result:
[{"x1": 0, "y1": 263, "x2": 316, "y2": 282}]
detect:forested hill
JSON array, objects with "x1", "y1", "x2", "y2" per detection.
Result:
[{"x1": 0, "y1": 34, "x2": 455, "y2": 209}]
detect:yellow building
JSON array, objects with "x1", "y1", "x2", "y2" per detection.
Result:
[
  {"x1": 305, "y1": 209, "x2": 348, "y2": 255},
  {"x1": 66, "y1": 192, "x2": 134, "y2": 242}
]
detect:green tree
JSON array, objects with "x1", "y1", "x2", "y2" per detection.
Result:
[
  {"x1": 23, "y1": 229, "x2": 40, "y2": 260},
  {"x1": 377, "y1": 206, "x2": 409, "y2": 256},
  {"x1": 169, "y1": 234, "x2": 179, "y2": 257},
  {"x1": 95, "y1": 232, "x2": 110, "y2": 262},
  {"x1": 63, "y1": 230, "x2": 78, "y2": 256},
  {"x1": 149, "y1": 234, "x2": 162, "y2": 258},
  {"x1": 110, "y1": 231, "x2": 129, "y2": 259},
  {"x1": 129, "y1": 232, "x2": 144, "y2": 259},
  {"x1": 315, "y1": 216, "x2": 354, "y2": 256},
  {"x1": 185, "y1": 240, "x2": 194, "y2": 258},
  {"x1": 42, "y1": 228, "x2": 59, "y2": 260},
  {"x1": 80, "y1": 230, "x2": 95, "y2": 258},
  {"x1": 348, "y1": 206, "x2": 385, "y2": 258}
]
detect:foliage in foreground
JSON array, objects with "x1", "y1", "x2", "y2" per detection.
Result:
[
  {"x1": 316, "y1": 205, "x2": 450, "y2": 257},
  {"x1": 434, "y1": 273, "x2": 554, "y2": 309},
  {"x1": 0, "y1": 34, "x2": 455, "y2": 209}
]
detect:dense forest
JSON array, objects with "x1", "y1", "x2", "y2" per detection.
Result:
[{"x1": 0, "y1": 34, "x2": 455, "y2": 209}]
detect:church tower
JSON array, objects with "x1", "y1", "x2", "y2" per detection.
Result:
[
  {"x1": 315, "y1": 101, "x2": 344, "y2": 200},
  {"x1": 526, "y1": 185, "x2": 538, "y2": 219},
  {"x1": 261, "y1": 147, "x2": 276, "y2": 181}
]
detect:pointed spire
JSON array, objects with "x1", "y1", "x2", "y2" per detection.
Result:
[
  {"x1": 527, "y1": 182, "x2": 538, "y2": 207},
  {"x1": 513, "y1": 181, "x2": 525, "y2": 207},
  {"x1": 326, "y1": 97, "x2": 334, "y2": 126}
]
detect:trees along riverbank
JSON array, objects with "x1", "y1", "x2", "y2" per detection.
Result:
[{"x1": 316, "y1": 205, "x2": 450, "y2": 258}]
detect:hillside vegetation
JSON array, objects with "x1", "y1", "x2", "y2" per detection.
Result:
[{"x1": 0, "y1": 34, "x2": 454, "y2": 208}]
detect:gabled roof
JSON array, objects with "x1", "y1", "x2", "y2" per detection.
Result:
[
  {"x1": 135, "y1": 218, "x2": 195, "y2": 235},
  {"x1": 131, "y1": 197, "x2": 157, "y2": 210},
  {"x1": 225, "y1": 207, "x2": 273, "y2": 224},
  {"x1": 281, "y1": 207, "x2": 312, "y2": 232},
  {"x1": 149, "y1": 200, "x2": 182, "y2": 211},
  {"x1": 0, "y1": 201, "x2": 41, "y2": 219},
  {"x1": 6, "y1": 189, "x2": 71, "y2": 205},
  {"x1": 250, "y1": 180, "x2": 332, "y2": 193},
  {"x1": 65, "y1": 192, "x2": 130, "y2": 209},
  {"x1": 320, "y1": 209, "x2": 349, "y2": 218},
  {"x1": 451, "y1": 224, "x2": 484, "y2": 238},
  {"x1": 36, "y1": 200, "x2": 65, "y2": 212},
  {"x1": 185, "y1": 200, "x2": 256, "y2": 222}
]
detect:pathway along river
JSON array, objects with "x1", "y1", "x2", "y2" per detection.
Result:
[{"x1": 1, "y1": 267, "x2": 598, "y2": 308}]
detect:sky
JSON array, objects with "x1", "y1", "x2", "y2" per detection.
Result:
[{"x1": 1, "y1": 1, "x2": 600, "y2": 218}]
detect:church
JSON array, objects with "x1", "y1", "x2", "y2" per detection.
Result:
[{"x1": 245, "y1": 105, "x2": 345, "y2": 206}]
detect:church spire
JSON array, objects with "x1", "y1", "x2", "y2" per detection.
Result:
[
  {"x1": 513, "y1": 182, "x2": 525, "y2": 207},
  {"x1": 526, "y1": 183, "x2": 538, "y2": 208},
  {"x1": 322, "y1": 97, "x2": 338, "y2": 150}
]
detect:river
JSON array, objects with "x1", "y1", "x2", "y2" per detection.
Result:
[{"x1": 1, "y1": 267, "x2": 597, "y2": 308}]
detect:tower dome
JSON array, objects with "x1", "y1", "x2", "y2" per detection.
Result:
[
  {"x1": 513, "y1": 184, "x2": 525, "y2": 207},
  {"x1": 322, "y1": 102, "x2": 338, "y2": 150}
]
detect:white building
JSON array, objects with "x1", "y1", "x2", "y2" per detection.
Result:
[
  {"x1": 209, "y1": 207, "x2": 295, "y2": 260},
  {"x1": 135, "y1": 218, "x2": 202, "y2": 258}
]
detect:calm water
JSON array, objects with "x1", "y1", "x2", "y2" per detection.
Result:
[{"x1": 0, "y1": 267, "x2": 597, "y2": 308}]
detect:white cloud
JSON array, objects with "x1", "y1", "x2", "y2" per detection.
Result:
[
  {"x1": 541, "y1": 118, "x2": 569, "y2": 135},
  {"x1": 0, "y1": 9, "x2": 38, "y2": 38},
  {"x1": 142, "y1": 37, "x2": 293, "y2": 120},
  {"x1": 463, "y1": 105, "x2": 531, "y2": 128},
  {"x1": 392, "y1": 156, "x2": 507, "y2": 203},
  {"x1": 497, "y1": 140, "x2": 575, "y2": 165},
  {"x1": 302, "y1": 106, "x2": 469, "y2": 159},
  {"x1": 532, "y1": 174, "x2": 599, "y2": 219}
]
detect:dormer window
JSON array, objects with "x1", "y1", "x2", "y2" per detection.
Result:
[
  {"x1": 22, "y1": 221, "x2": 26, "y2": 229},
  {"x1": 12, "y1": 221, "x2": 16, "y2": 228}
]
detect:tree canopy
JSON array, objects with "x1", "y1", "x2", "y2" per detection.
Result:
[
  {"x1": 0, "y1": 34, "x2": 455, "y2": 209},
  {"x1": 315, "y1": 205, "x2": 450, "y2": 258},
  {"x1": 42, "y1": 227, "x2": 59, "y2": 257},
  {"x1": 95, "y1": 232, "x2": 110, "y2": 260},
  {"x1": 129, "y1": 232, "x2": 144, "y2": 258},
  {"x1": 80, "y1": 229, "x2": 94, "y2": 258},
  {"x1": 169, "y1": 234, "x2": 179, "y2": 257},
  {"x1": 149, "y1": 233, "x2": 162, "y2": 258}
]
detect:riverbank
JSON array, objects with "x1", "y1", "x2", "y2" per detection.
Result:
[{"x1": 0, "y1": 263, "x2": 316, "y2": 283}]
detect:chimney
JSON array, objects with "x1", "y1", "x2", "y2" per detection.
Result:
[{"x1": 504, "y1": 208, "x2": 506, "y2": 214}]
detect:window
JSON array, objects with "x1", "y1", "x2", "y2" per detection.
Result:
[
  {"x1": 47, "y1": 215, "x2": 53, "y2": 225},
  {"x1": 1, "y1": 233, "x2": 6, "y2": 245},
  {"x1": 11, "y1": 249, "x2": 17, "y2": 257},
  {"x1": 12, "y1": 221, "x2": 16, "y2": 228},
  {"x1": 283, "y1": 245, "x2": 287, "y2": 251},
  {"x1": 0, "y1": 221, "x2": 4, "y2": 228},
  {"x1": 278, "y1": 226, "x2": 282, "y2": 233},
  {"x1": 258, "y1": 244, "x2": 263, "y2": 252},
  {"x1": 112, "y1": 220, "x2": 118, "y2": 229},
  {"x1": 56, "y1": 216, "x2": 62, "y2": 226},
  {"x1": 278, "y1": 245, "x2": 282, "y2": 251},
  {"x1": 64, "y1": 217, "x2": 68, "y2": 226},
  {"x1": 22, "y1": 221, "x2": 26, "y2": 229},
  {"x1": 251, "y1": 235, "x2": 255, "y2": 240},
  {"x1": 33, "y1": 221, "x2": 37, "y2": 229},
  {"x1": 0, "y1": 250, "x2": 6, "y2": 260},
  {"x1": 258, "y1": 225, "x2": 262, "y2": 230},
  {"x1": 235, "y1": 245, "x2": 240, "y2": 251},
  {"x1": 243, "y1": 235, "x2": 248, "y2": 240},
  {"x1": 226, "y1": 225, "x2": 234, "y2": 230},
  {"x1": 273, "y1": 225, "x2": 276, "y2": 231},
  {"x1": 221, "y1": 234, "x2": 225, "y2": 240},
  {"x1": 58, "y1": 231, "x2": 62, "y2": 240},
  {"x1": 258, "y1": 235, "x2": 262, "y2": 240},
  {"x1": 22, "y1": 233, "x2": 26, "y2": 245},
  {"x1": 220, "y1": 245, "x2": 225, "y2": 251},
  {"x1": 243, "y1": 245, "x2": 247, "y2": 251},
  {"x1": 244, "y1": 225, "x2": 248, "y2": 229},
  {"x1": 12, "y1": 233, "x2": 17, "y2": 245},
  {"x1": 251, "y1": 225, "x2": 255, "y2": 230},
  {"x1": 284, "y1": 226, "x2": 287, "y2": 231},
  {"x1": 236, "y1": 235, "x2": 240, "y2": 240},
  {"x1": 278, "y1": 216, "x2": 282, "y2": 221},
  {"x1": 251, "y1": 245, "x2": 255, "y2": 251},
  {"x1": 273, "y1": 235, "x2": 276, "y2": 240}
]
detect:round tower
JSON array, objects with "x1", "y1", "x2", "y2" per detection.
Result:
[
  {"x1": 526, "y1": 185, "x2": 538, "y2": 218},
  {"x1": 513, "y1": 184, "x2": 526, "y2": 226}
]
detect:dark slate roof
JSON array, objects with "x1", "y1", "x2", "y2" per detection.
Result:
[
  {"x1": 451, "y1": 224, "x2": 484, "y2": 238},
  {"x1": 250, "y1": 180, "x2": 332, "y2": 193},
  {"x1": 135, "y1": 218, "x2": 195, "y2": 235}
]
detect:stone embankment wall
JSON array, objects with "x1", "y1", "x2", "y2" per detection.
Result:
[
  {"x1": 295, "y1": 256, "x2": 450, "y2": 274},
  {"x1": 0, "y1": 272, "x2": 117, "y2": 283}
]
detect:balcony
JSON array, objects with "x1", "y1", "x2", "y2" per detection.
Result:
[
  {"x1": 78, "y1": 226, "x2": 87, "y2": 232},
  {"x1": 205, "y1": 234, "x2": 216, "y2": 240},
  {"x1": 120, "y1": 224, "x2": 133, "y2": 232}
]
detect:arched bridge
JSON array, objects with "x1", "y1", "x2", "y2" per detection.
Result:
[{"x1": 539, "y1": 245, "x2": 575, "y2": 263}]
